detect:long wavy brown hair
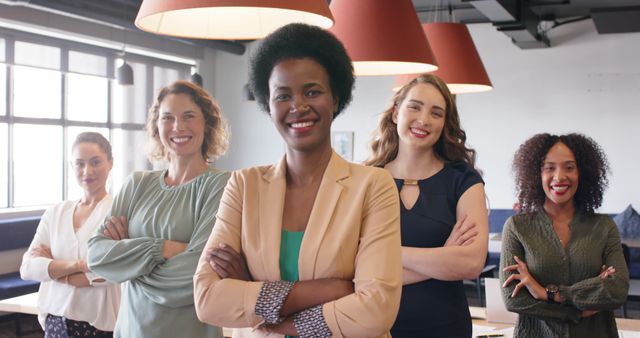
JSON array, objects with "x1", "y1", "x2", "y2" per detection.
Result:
[{"x1": 365, "y1": 74, "x2": 476, "y2": 168}]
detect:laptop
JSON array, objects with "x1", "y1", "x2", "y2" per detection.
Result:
[{"x1": 485, "y1": 278, "x2": 518, "y2": 324}]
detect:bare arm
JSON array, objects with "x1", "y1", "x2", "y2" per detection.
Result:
[{"x1": 401, "y1": 183, "x2": 489, "y2": 281}]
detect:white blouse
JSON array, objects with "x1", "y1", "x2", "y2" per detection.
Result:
[{"x1": 20, "y1": 196, "x2": 120, "y2": 331}]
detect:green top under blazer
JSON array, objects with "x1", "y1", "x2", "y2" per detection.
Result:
[
  {"x1": 500, "y1": 210, "x2": 629, "y2": 338},
  {"x1": 87, "y1": 169, "x2": 230, "y2": 338}
]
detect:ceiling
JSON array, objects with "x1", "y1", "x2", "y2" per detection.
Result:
[{"x1": 2, "y1": 0, "x2": 640, "y2": 51}]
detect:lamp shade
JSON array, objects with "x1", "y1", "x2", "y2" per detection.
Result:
[
  {"x1": 135, "y1": 0, "x2": 334, "y2": 40},
  {"x1": 117, "y1": 61, "x2": 134, "y2": 85},
  {"x1": 393, "y1": 23, "x2": 493, "y2": 94},
  {"x1": 329, "y1": 0, "x2": 438, "y2": 76}
]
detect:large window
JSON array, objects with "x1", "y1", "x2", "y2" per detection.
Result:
[{"x1": 0, "y1": 32, "x2": 189, "y2": 209}]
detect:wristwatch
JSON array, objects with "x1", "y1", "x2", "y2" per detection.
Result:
[{"x1": 546, "y1": 284, "x2": 559, "y2": 303}]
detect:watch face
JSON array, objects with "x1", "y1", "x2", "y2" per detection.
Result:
[{"x1": 547, "y1": 284, "x2": 559, "y2": 293}]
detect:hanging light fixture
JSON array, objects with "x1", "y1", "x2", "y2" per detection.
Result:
[
  {"x1": 135, "y1": 0, "x2": 334, "y2": 40},
  {"x1": 190, "y1": 72, "x2": 203, "y2": 87},
  {"x1": 116, "y1": 59, "x2": 134, "y2": 85},
  {"x1": 329, "y1": 0, "x2": 438, "y2": 76},
  {"x1": 392, "y1": 23, "x2": 493, "y2": 93}
]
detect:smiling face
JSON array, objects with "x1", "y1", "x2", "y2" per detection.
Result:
[
  {"x1": 268, "y1": 58, "x2": 338, "y2": 154},
  {"x1": 156, "y1": 93, "x2": 206, "y2": 162},
  {"x1": 393, "y1": 83, "x2": 446, "y2": 151},
  {"x1": 541, "y1": 142, "x2": 579, "y2": 208},
  {"x1": 72, "y1": 142, "x2": 112, "y2": 195}
]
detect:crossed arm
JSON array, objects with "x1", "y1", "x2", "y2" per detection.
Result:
[
  {"x1": 499, "y1": 218, "x2": 629, "y2": 321},
  {"x1": 20, "y1": 212, "x2": 93, "y2": 288},
  {"x1": 207, "y1": 244, "x2": 353, "y2": 335},
  {"x1": 401, "y1": 183, "x2": 489, "y2": 284}
]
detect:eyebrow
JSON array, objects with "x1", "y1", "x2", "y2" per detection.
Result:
[
  {"x1": 272, "y1": 82, "x2": 323, "y2": 92},
  {"x1": 407, "y1": 99, "x2": 445, "y2": 111},
  {"x1": 161, "y1": 110, "x2": 196, "y2": 115},
  {"x1": 543, "y1": 160, "x2": 577, "y2": 165}
]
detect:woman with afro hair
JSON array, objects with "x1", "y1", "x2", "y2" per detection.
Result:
[
  {"x1": 500, "y1": 133, "x2": 628, "y2": 337},
  {"x1": 194, "y1": 23, "x2": 402, "y2": 338}
]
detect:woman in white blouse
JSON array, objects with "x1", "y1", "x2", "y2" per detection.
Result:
[{"x1": 20, "y1": 132, "x2": 120, "y2": 337}]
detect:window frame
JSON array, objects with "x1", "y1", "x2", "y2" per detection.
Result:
[{"x1": 0, "y1": 27, "x2": 190, "y2": 213}]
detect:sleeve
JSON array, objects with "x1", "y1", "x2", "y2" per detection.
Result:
[
  {"x1": 87, "y1": 173, "x2": 166, "y2": 284},
  {"x1": 194, "y1": 170, "x2": 266, "y2": 327},
  {"x1": 321, "y1": 171, "x2": 402, "y2": 338},
  {"x1": 452, "y1": 162, "x2": 484, "y2": 201},
  {"x1": 133, "y1": 172, "x2": 231, "y2": 307},
  {"x1": 558, "y1": 218, "x2": 629, "y2": 310},
  {"x1": 20, "y1": 206, "x2": 55, "y2": 282},
  {"x1": 499, "y1": 217, "x2": 582, "y2": 322}
]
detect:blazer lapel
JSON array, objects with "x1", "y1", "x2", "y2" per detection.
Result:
[
  {"x1": 260, "y1": 155, "x2": 287, "y2": 281},
  {"x1": 299, "y1": 151, "x2": 350, "y2": 280}
]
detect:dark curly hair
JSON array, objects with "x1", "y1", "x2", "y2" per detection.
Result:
[
  {"x1": 365, "y1": 73, "x2": 477, "y2": 168},
  {"x1": 248, "y1": 23, "x2": 355, "y2": 119},
  {"x1": 513, "y1": 133, "x2": 609, "y2": 214}
]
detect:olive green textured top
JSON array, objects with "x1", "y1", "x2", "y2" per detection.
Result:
[{"x1": 500, "y1": 210, "x2": 629, "y2": 338}]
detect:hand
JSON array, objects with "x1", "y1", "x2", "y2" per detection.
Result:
[
  {"x1": 260, "y1": 317, "x2": 297, "y2": 336},
  {"x1": 206, "y1": 244, "x2": 251, "y2": 281},
  {"x1": 102, "y1": 216, "x2": 129, "y2": 240},
  {"x1": 502, "y1": 256, "x2": 546, "y2": 300},
  {"x1": 76, "y1": 259, "x2": 89, "y2": 273},
  {"x1": 581, "y1": 310, "x2": 599, "y2": 317},
  {"x1": 598, "y1": 265, "x2": 616, "y2": 279},
  {"x1": 444, "y1": 214, "x2": 477, "y2": 247},
  {"x1": 31, "y1": 245, "x2": 53, "y2": 259},
  {"x1": 161, "y1": 240, "x2": 187, "y2": 260}
]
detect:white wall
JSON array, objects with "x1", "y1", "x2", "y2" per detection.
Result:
[
  {"x1": 212, "y1": 20, "x2": 640, "y2": 213},
  {"x1": 460, "y1": 20, "x2": 640, "y2": 212}
]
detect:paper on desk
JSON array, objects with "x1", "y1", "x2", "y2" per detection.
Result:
[
  {"x1": 620, "y1": 330, "x2": 640, "y2": 338},
  {"x1": 472, "y1": 324, "x2": 496, "y2": 336}
]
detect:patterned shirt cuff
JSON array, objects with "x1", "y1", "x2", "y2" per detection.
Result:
[
  {"x1": 255, "y1": 280, "x2": 294, "y2": 324},
  {"x1": 293, "y1": 305, "x2": 332, "y2": 338}
]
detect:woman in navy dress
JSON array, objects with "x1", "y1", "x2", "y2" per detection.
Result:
[{"x1": 366, "y1": 74, "x2": 489, "y2": 337}]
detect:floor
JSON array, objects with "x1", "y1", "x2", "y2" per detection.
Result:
[{"x1": 2, "y1": 287, "x2": 640, "y2": 337}]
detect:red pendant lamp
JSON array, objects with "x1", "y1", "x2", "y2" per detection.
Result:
[
  {"x1": 329, "y1": 0, "x2": 438, "y2": 76},
  {"x1": 393, "y1": 23, "x2": 493, "y2": 94},
  {"x1": 135, "y1": 0, "x2": 334, "y2": 40}
]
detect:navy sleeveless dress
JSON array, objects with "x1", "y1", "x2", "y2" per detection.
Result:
[{"x1": 390, "y1": 162, "x2": 483, "y2": 338}]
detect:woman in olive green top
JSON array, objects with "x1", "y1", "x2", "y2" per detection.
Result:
[
  {"x1": 87, "y1": 81, "x2": 230, "y2": 338},
  {"x1": 500, "y1": 133, "x2": 628, "y2": 337}
]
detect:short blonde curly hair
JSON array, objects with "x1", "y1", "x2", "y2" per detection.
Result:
[{"x1": 146, "y1": 80, "x2": 229, "y2": 163}]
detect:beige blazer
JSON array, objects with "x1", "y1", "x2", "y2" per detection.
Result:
[{"x1": 194, "y1": 152, "x2": 402, "y2": 338}]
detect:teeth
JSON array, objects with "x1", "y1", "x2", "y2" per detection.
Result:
[
  {"x1": 291, "y1": 121, "x2": 314, "y2": 128},
  {"x1": 171, "y1": 136, "x2": 190, "y2": 143},
  {"x1": 552, "y1": 185, "x2": 569, "y2": 192},
  {"x1": 411, "y1": 128, "x2": 427, "y2": 135}
]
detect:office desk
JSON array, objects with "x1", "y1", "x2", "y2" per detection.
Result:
[{"x1": 0, "y1": 292, "x2": 38, "y2": 315}]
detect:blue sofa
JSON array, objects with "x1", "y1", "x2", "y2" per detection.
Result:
[{"x1": 0, "y1": 216, "x2": 40, "y2": 300}]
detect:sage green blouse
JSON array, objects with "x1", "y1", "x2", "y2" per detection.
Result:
[{"x1": 87, "y1": 169, "x2": 230, "y2": 338}]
